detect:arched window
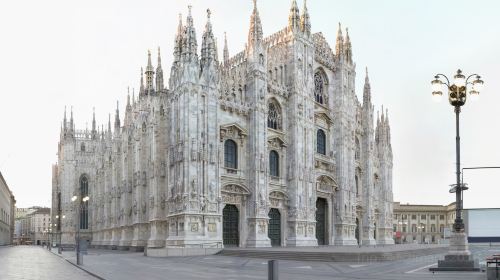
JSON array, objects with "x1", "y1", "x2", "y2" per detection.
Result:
[
  {"x1": 81, "y1": 143, "x2": 85, "y2": 152},
  {"x1": 80, "y1": 176, "x2": 89, "y2": 230},
  {"x1": 355, "y1": 137, "x2": 360, "y2": 160},
  {"x1": 267, "y1": 100, "x2": 282, "y2": 130},
  {"x1": 317, "y1": 129, "x2": 326, "y2": 155},
  {"x1": 224, "y1": 139, "x2": 238, "y2": 169},
  {"x1": 314, "y1": 71, "x2": 326, "y2": 104},
  {"x1": 269, "y1": 150, "x2": 279, "y2": 177}
]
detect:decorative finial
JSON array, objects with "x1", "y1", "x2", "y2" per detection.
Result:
[
  {"x1": 188, "y1": 5, "x2": 192, "y2": 16},
  {"x1": 207, "y1": 8, "x2": 211, "y2": 19}
]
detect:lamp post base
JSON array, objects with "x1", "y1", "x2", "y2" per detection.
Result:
[{"x1": 429, "y1": 232, "x2": 480, "y2": 271}]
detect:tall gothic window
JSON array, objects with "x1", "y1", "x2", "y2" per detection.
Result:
[
  {"x1": 314, "y1": 72, "x2": 326, "y2": 104},
  {"x1": 317, "y1": 129, "x2": 326, "y2": 155},
  {"x1": 267, "y1": 100, "x2": 282, "y2": 130},
  {"x1": 80, "y1": 176, "x2": 89, "y2": 230},
  {"x1": 224, "y1": 139, "x2": 238, "y2": 169},
  {"x1": 269, "y1": 150, "x2": 279, "y2": 177}
]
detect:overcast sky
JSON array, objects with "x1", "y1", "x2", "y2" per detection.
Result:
[{"x1": 1, "y1": 0, "x2": 499, "y2": 208}]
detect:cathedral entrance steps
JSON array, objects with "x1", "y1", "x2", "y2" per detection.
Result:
[{"x1": 218, "y1": 244, "x2": 449, "y2": 262}]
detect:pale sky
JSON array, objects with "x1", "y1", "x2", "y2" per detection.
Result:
[{"x1": 1, "y1": 0, "x2": 499, "y2": 208}]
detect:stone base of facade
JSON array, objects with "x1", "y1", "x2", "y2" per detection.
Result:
[
  {"x1": 130, "y1": 223, "x2": 149, "y2": 252},
  {"x1": 147, "y1": 246, "x2": 222, "y2": 257},
  {"x1": 245, "y1": 217, "x2": 271, "y2": 248},
  {"x1": 361, "y1": 238, "x2": 376, "y2": 246},
  {"x1": 334, "y1": 238, "x2": 358, "y2": 246},
  {"x1": 165, "y1": 236, "x2": 223, "y2": 248},
  {"x1": 147, "y1": 220, "x2": 166, "y2": 248},
  {"x1": 245, "y1": 238, "x2": 272, "y2": 248},
  {"x1": 286, "y1": 237, "x2": 318, "y2": 247},
  {"x1": 118, "y1": 226, "x2": 133, "y2": 249}
]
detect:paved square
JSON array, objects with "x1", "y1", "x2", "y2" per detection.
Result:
[
  {"x1": 0, "y1": 246, "x2": 95, "y2": 280},
  {"x1": 56, "y1": 245, "x2": 499, "y2": 280}
]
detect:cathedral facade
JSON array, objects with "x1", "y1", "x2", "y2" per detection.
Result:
[{"x1": 51, "y1": 1, "x2": 394, "y2": 250}]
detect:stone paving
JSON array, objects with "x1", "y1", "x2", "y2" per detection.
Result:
[
  {"x1": 1, "y1": 245, "x2": 498, "y2": 279},
  {"x1": 54, "y1": 245, "x2": 500, "y2": 280},
  {"x1": 0, "y1": 245, "x2": 96, "y2": 280},
  {"x1": 222, "y1": 243, "x2": 447, "y2": 252}
]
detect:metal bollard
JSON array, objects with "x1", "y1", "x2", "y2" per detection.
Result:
[
  {"x1": 268, "y1": 260, "x2": 279, "y2": 280},
  {"x1": 77, "y1": 252, "x2": 83, "y2": 265}
]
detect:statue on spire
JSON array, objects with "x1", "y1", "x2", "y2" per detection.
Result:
[
  {"x1": 156, "y1": 47, "x2": 164, "y2": 92},
  {"x1": 335, "y1": 23, "x2": 344, "y2": 57},
  {"x1": 288, "y1": 0, "x2": 300, "y2": 32}
]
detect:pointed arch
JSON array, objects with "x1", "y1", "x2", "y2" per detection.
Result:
[
  {"x1": 224, "y1": 139, "x2": 238, "y2": 169},
  {"x1": 355, "y1": 137, "x2": 361, "y2": 160},
  {"x1": 314, "y1": 68, "x2": 329, "y2": 105},
  {"x1": 269, "y1": 150, "x2": 279, "y2": 177},
  {"x1": 316, "y1": 129, "x2": 326, "y2": 155},
  {"x1": 79, "y1": 174, "x2": 89, "y2": 229},
  {"x1": 267, "y1": 98, "x2": 282, "y2": 130}
]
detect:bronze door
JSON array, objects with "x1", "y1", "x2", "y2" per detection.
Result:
[
  {"x1": 268, "y1": 208, "x2": 281, "y2": 247},
  {"x1": 223, "y1": 204, "x2": 239, "y2": 247},
  {"x1": 316, "y1": 198, "x2": 327, "y2": 245}
]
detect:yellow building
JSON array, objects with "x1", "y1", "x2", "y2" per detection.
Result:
[
  {"x1": 0, "y1": 172, "x2": 15, "y2": 246},
  {"x1": 393, "y1": 202, "x2": 456, "y2": 244}
]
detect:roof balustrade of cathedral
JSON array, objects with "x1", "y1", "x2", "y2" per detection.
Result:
[
  {"x1": 224, "y1": 51, "x2": 246, "y2": 70},
  {"x1": 262, "y1": 26, "x2": 290, "y2": 48},
  {"x1": 74, "y1": 130, "x2": 93, "y2": 140}
]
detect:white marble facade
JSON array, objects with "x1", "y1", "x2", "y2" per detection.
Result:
[{"x1": 51, "y1": 1, "x2": 394, "y2": 250}]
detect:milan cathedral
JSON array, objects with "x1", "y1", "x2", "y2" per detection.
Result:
[{"x1": 52, "y1": 0, "x2": 394, "y2": 250}]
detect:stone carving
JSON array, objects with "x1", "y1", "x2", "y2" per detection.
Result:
[
  {"x1": 190, "y1": 222, "x2": 199, "y2": 232},
  {"x1": 149, "y1": 196, "x2": 154, "y2": 209},
  {"x1": 160, "y1": 193, "x2": 166, "y2": 209},
  {"x1": 208, "y1": 223, "x2": 216, "y2": 232},
  {"x1": 133, "y1": 200, "x2": 137, "y2": 215}
]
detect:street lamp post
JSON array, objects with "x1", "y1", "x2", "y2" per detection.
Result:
[
  {"x1": 72, "y1": 194, "x2": 89, "y2": 265},
  {"x1": 55, "y1": 214, "x2": 65, "y2": 254},
  {"x1": 430, "y1": 69, "x2": 483, "y2": 272}
]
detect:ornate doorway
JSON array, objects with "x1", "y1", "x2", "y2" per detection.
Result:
[
  {"x1": 223, "y1": 204, "x2": 239, "y2": 247},
  {"x1": 268, "y1": 208, "x2": 281, "y2": 247},
  {"x1": 316, "y1": 198, "x2": 327, "y2": 245}
]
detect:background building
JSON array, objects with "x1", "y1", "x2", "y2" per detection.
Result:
[
  {"x1": 52, "y1": 2, "x2": 394, "y2": 250},
  {"x1": 28, "y1": 208, "x2": 51, "y2": 246},
  {"x1": 393, "y1": 202, "x2": 456, "y2": 244},
  {"x1": 14, "y1": 206, "x2": 48, "y2": 245},
  {"x1": 0, "y1": 172, "x2": 16, "y2": 245}
]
